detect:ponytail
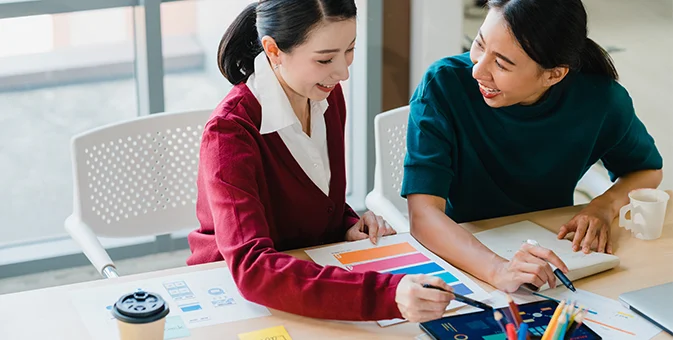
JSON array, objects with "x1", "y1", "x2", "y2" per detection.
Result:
[
  {"x1": 580, "y1": 37, "x2": 619, "y2": 81},
  {"x1": 218, "y1": 3, "x2": 263, "y2": 85}
]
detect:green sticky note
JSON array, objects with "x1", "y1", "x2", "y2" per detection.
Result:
[
  {"x1": 482, "y1": 334, "x2": 507, "y2": 340},
  {"x1": 165, "y1": 315, "x2": 191, "y2": 339}
]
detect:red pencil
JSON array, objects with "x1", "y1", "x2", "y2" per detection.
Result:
[
  {"x1": 507, "y1": 294, "x2": 524, "y2": 327},
  {"x1": 506, "y1": 323, "x2": 517, "y2": 340}
]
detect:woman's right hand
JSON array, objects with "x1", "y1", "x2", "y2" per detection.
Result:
[
  {"x1": 491, "y1": 243, "x2": 569, "y2": 293},
  {"x1": 395, "y1": 275, "x2": 455, "y2": 322}
]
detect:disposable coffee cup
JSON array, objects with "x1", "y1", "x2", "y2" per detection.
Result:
[{"x1": 112, "y1": 290, "x2": 170, "y2": 340}]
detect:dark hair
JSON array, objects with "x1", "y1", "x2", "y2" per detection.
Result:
[
  {"x1": 488, "y1": 0, "x2": 618, "y2": 80},
  {"x1": 218, "y1": 0, "x2": 357, "y2": 85}
]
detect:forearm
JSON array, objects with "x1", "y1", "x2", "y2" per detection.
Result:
[
  {"x1": 409, "y1": 198, "x2": 505, "y2": 286},
  {"x1": 591, "y1": 169, "x2": 663, "y2": 219}
]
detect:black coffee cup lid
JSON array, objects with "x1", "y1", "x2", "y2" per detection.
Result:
[{"x1": 112, "y1": 290, "x2": 170, "y2": 324}]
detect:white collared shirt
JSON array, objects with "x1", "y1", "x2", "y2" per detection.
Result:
[{"x1": 247, "y1": 52, "x2": 331, "y2": 196}]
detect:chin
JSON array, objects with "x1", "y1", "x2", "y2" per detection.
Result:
[
  {"x1": 482, "y1": 97, "x2": 507, "y2": 108},
  {"x1": 309, "y1": 89, "x2": 331, "y2": 101}
]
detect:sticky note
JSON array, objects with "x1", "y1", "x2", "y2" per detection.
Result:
[
  {"x1": 238, "y1": 325, "x2": 292, "y2": 340},
  {"x1": 164, "y1": 316, "x2": 191, "y2": 339}
]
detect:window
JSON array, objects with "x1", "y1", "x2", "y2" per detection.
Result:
[{"x1": 0, "y1": 8, "x2": 138, "y2": 247}]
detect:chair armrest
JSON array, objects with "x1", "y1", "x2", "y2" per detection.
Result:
[
  {"x1": 64, "y1": 215, "x2": 116, "y2": 278},
  {"x1": 365, "y1": 192, "x2": 410, "y2": 233}
]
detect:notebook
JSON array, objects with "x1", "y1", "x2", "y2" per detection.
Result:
[{"x1": 473, "y1": 220, "x2": 620, "y2": 291}]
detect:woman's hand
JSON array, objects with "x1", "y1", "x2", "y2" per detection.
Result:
[
  {"x1": 345, "y1": 211, "x2": 396, "y2": 244},
  {"x1": 491, "y1": 243, "x2": 569, "y2": 293},
  {"x1": 558, "y1": 203, "x2": 614, "y2": 254},
  {"x1": 395, "y1": 275, "x2": 455, "y2": 322}
]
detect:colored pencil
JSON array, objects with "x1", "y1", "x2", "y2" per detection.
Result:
[
  {"x1": 506, "y1": 323, "x2": 517, "y2": 340},
  {"x1": 517, "y1": 323, "x2": 529, "y2": 340},
  {"x1": 563, "y1": 311, "x2": 586, "y2": 340},
  {"x1": 541, "y1": 300, "x2": 566, "y2": 340},
  {"x1": 494, "y1": 311, "x2": 508, "y2": 335},
  {"x1": 507, "y1": 294, "x2": 524, "y2": 327}
]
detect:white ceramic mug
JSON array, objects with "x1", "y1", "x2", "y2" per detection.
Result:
[{"x1": 619, "y1": 188, "x2": 670, "y2": 240}]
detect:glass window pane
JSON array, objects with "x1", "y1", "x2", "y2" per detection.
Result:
[
  {"x1": 0, "y1": 8, "x2": 138, "y2": 247},
  {"x1": 161, "y1": 0, "x2": 257, "y2": 113}
]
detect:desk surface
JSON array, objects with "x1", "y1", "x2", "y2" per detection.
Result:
[{"x1": 1, "y1": 192, "x2": 672, "y2": 340}]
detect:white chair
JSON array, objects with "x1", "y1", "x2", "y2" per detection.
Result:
[
  {"x1": 365, "y1": 106, "x2": 411, "y2": 233},
  {"x1": 65, "y1": 109, "x2": 212, "y2": 278}
]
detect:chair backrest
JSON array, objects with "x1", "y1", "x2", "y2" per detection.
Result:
[
  {"x1": 70, "y1": 109, "x2": 212, "y2": 238},
  {"x1": 373, "y1": 106, "x2": 410, "y2": 215}
]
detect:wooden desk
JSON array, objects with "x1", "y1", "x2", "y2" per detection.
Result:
[{"x1": 1, "y1": 192, "x2": 672, "y2": 340}]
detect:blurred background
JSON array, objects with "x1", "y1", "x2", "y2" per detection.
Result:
[{"x1": 0, "y1": 0, "x2": 671, "y2": 293}]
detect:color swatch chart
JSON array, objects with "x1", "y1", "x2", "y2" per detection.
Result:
[
  {"x1": 334, "y1": 242, "x2": 474, "y2": 295},
  {"x1": 305, "y1": 233, "x2": 490, "y2": 317}
]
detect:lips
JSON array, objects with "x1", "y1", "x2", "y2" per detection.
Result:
[
  {"x1": 316, "y1": 82, "x2": 337, "y2": 93},
  {"x1": 478, "y1": 83, "x2": 501, "y2": 99}
]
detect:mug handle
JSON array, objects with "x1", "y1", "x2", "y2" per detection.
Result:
[{"x1": 619, "y1": 204, "x2": 643, "y2": 235}]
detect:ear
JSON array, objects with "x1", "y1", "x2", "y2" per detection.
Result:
[
  {"x1": 261, "y1": 36, "x2": 282, "y2": 67},
  {"x1": 544, "y1": 66, "x2": 569, "y2": 87}
]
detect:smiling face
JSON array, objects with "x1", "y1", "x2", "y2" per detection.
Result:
[
  {"x1": 262, "y1": 18, "x2": 356, "y2": 102},
  {"x1": 469, "y1": 9, "x2": 567, "y2": 107}
]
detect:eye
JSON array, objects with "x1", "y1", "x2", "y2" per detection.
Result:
[
  {"x1": 475, "y1": 40, "x2": 484, "y2": 50},
  {"x1": 346, "y1": 47, "x2": 355, "y2": 53},
  {"x1": 317, "y1": 59, "x2": 333, "y2": 65},
  {"x1": 495, "y1": 59, "x2": 507, "y2": 70}
]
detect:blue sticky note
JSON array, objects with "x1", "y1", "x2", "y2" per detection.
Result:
[{"x1": 164, "y1": 315, "x2": 191, "y2": 340}]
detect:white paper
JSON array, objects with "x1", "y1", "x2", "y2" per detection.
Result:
[
  {"x1": 305, "y1": 233, "x2": 491, "y2": 327},
  {"x1": 474, "y1": 221, "x2": 621, "y2": 290},
  {"x1": 70, "y1": 268, "x2": 271, "y2": 340},
  {"x1": 525, "y1": 287, "x2": 662, "y2": 340}
]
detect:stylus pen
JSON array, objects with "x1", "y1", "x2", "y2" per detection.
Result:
[
  {"x1": 422, "y1": 284, "x2": 494, "y2": 311},
  {"x1": 526, "y1": 239, "x2": 576, "y2": 293}
]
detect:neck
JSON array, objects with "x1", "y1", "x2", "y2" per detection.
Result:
[
  {"x1": 274, "y1": 69, "x2": 311, "y2": 135},
  {"x1": 519, "y1": 88, "x2": 551, "y2": 106}
]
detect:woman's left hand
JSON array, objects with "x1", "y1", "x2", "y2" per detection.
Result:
[
  {"x1": 346, "y1": 211, "x2": 396, "y2": 244},
  {"x1": 557, "y1": 203, "x2": 614, "y2": 254}
]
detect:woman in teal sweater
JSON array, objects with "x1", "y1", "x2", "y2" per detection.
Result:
[{"x1": 402, "y1": 0, "x2": 663, "y2": 293}]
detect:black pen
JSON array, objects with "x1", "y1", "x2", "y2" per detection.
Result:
[
  {"x1": 422, "y1": 283, "x2": 494, "y2": 311},
  {"x1": 526, "y1": 239, "x2": 576, "y2": 292}
]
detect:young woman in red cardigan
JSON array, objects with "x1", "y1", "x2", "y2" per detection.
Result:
[{"x1": 187, "y1": 0, "x2": 454, "y2": 322}]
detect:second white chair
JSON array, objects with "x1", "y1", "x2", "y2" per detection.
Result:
[{"x1": 365, "y1": 106, "x2": 411, "y2": 233}]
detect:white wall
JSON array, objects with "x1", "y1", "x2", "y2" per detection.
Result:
[{"x1": 409, "y1": 0, "x2": 464, "y2": 97}]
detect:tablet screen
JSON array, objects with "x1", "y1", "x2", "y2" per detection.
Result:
[{"x1": 420, "y1": 299, "x2": 601, "y2": 340}]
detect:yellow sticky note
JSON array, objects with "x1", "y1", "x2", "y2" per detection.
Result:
[{"x1": 237, "y1": 325, "x2": 293, "y2": 340}]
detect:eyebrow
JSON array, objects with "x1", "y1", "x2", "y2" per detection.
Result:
[
  {"x1": 478, "y1": 30, "x2": 517, "y2": 66},
  {"x1": 313, "y1": 37, "x2": 357, "y2": 54}
]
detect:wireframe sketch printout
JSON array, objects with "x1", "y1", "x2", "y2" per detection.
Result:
[
  {"x1": 305, "y1": 233, "x2": 491, "y2": 326},
  {"x1": 70, "y1": 267, "x2": 271, "y2": 340}
]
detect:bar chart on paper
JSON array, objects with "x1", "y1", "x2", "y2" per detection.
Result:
[{"x1": 305, "y1": 233, "x2": 491, "y2": 324}]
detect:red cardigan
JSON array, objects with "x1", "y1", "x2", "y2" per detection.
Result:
[{"x1": 187, "y1": 83, "x2": 404, "y2": 321}]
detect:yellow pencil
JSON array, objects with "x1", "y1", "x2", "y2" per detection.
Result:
[{"x1": 541, "y1": 300, "x2": 566, "y2": 340}]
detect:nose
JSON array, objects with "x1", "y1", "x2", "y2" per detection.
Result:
[
  {"x1": 333, "y1": 60, "x2": 350, "y2": 81},
  {"x1": 471, "y1": 56, "x2": 491, "y2": 82}
]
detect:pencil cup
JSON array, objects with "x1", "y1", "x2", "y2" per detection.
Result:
[
  {"x1": 619, "y1": 189, "x2": 669, "y2": 240},
  {"x1": 112, "y1": 290, "x2": 170, "y2": 340}
]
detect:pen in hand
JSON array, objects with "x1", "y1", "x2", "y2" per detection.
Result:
[
  {"x1": 422, "y1": 284, "x2": 493, "y2": 311},
  {"x1": 526, "y1": 239, "x2": 576, "y2": 292}
]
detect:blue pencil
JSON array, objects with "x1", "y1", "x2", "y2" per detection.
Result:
[{"x1": 517, "y1": 323, "x2": 529, "y2": 340}]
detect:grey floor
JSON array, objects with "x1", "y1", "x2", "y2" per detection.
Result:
[{"x1": 1, "y1": 0, "x2": 671, "y2": 296}]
